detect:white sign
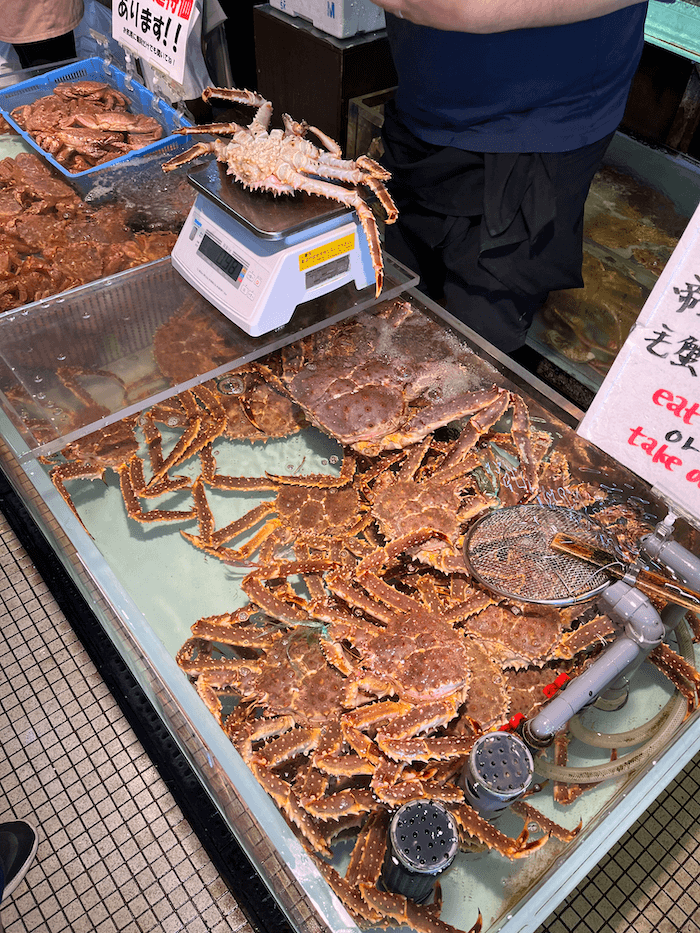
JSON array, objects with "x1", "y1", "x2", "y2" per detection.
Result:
[
  {"x1": 112, "y1": 0, "x2": 196, "y2": 86},
  {"x1": 578, "y1": 199, "x2": 700, "y2": 524}
]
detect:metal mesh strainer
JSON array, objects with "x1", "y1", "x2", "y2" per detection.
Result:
[{"x1": 463, "y1": 504, "x2": 615, "y2": 606}]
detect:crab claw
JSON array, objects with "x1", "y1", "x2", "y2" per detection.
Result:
[{"x1": 162, "y1": 140, "x2": 218, "y2": 172}]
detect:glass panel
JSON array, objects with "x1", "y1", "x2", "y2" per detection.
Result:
[
  {"x1": 0, "y1": 255, "x2": 416, "y2": 460},
  {"x1": 528, "y1": 132, "x2": 700, "y2": 391}
]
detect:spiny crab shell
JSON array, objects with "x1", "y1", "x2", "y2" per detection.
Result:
[
  {"x1": 280, "y1": 298, "x2": 511, "y2": 455},
  {"x1": 162, "y1": 87, "x2": 398, "y2": 296}
]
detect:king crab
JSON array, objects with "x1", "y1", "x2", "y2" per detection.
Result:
[
  {"x1": 175, "y1": 566, "x2": 582, "y2": 932},
  {"x1": 162, "y1": 87, "x2": 398, "y2": 296},
  {"x1": 278, "y1": 299, "x2": 528, "y2": 457}
]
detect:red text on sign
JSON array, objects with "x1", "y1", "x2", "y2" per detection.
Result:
[
  {"x1": 652, "y1": 389, "x2": 700, "y2": 425},
  {"x1": 628, "y1": 426, "x2": 683, "y2": 471}
]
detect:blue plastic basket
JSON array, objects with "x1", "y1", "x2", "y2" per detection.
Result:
[{"x1": 0, "y1": 56, "x2": 193, "y2": 177}]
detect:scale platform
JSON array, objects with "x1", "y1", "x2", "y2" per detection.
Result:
[{"x1": 171, "y1": 161, "x2": 376, "y2": 336}]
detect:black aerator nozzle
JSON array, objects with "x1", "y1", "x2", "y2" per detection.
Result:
[
  {"x1": 461, "y1": 731, "x2": 534, "y2": 814},
  {"x1": 382, "y1": 800, "x2": 459, "y2": 904}
]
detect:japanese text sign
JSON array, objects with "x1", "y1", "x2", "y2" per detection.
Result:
[
  {"x1": 578, "y1": 198, "x2": 700, "y2": 523},
  {"x1": 113, "y1": 0, "x2": 196, "y2": 85}
]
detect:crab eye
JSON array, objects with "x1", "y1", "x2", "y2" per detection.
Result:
[{"x1": 218, "y1": 375, "x2": 245, "y2": 395}]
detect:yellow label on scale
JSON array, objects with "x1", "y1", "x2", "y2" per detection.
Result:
[{"x1": 298, "y1": 233, "x2": 355, "y2": 270}]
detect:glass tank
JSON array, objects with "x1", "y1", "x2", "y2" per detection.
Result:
[
  {"x1": 1, "y1": 272, "x2": 699, "y2": 933},
  {"x1": 527, "y1": 132, "x2": 700, "y2": 392}
]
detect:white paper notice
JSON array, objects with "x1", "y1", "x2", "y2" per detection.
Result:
[
  {"x1": 578, "y1": 200, "x2": 700, "y2": 522},
  {"x1": 112, "y1": 0, "x2": 196, "y2": 86}
]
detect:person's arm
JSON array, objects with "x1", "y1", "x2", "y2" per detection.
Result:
[{"x1": 370, "y1": 0, "x2": 647, "y2": 33}]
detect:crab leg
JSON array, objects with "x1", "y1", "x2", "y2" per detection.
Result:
[
  {"x1": 127, "y1": 455, "x2": 191, "y2": 498},
  {"x1": 451, "y1": 803, "x2": 550, "y2": 859},
  {"x1": 264, "y1": 451, "x2": 356, "y2": 487},
  {"x1": 304, "y1": 123, "x2": 343, "y2": 157},
  {"x1": 649, "y1": 641, "x2": 700, "y2": 711},
  {"x1": 251, "y1": 764, "x2": 332, "y2": 856},
  {"x1": 362, "y1": 885, "x2": 482, "y2": 933},
  {"x1": 118, "y1": 461, "x2": 195, "y2": 524},
  {"x1": 162, "y1": 140, "x2": 220, "y2": 172},
  {"x1": 508, "y1": 391, "x2": 540, "y2": 500},
  {"x1": 314, "y1": 858, "x2": 383, "y2": 925},
  {"x1": 510, "y1": 799, "x2": 582, "y2": 843},
  {"x1": 252, "y1": 726, "x2": 322, "y2": 768},
  {"x1": 180, "y1": 121, "x2": 244, "y2": 136},
  {"x1": 302, "y1": 787, "x2": 376, "y2": 821},
  {"x1": 282, "y1": 113, "x2": 310, "y2": 138},
  {"x1": 275, "y1": 163, "x2": 386, "y2": 296},
  {"x1": 441, "y1": 387, "x2": 512, "y2": 471},
  {"x1": 190, "y1": 610, "x2": 278, "y2": 649},
  {"x1": 377, "y1": 732, "x2": 474, "y2": 763},
  {"x1": 50, "y1": 463, "x2": 103, "y2": 533}
]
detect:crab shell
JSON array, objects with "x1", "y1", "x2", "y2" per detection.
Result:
[{"x1": 162, "y1": 86, "x2": 398, "y2": 297}]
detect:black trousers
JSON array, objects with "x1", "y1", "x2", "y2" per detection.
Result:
[
  {"x1": 13, "y1": 32, "x2": 76, "y2": 70},
  {"x1": 381, "y1": 102, "x2": 614, "y2": 352}
]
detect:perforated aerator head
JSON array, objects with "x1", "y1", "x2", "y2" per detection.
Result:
[
  {"x1": 383, "y1": 801, "x2": 459, "y2": 904},
  {"x1": 463, "y1": 504, "x2": 614, "y2": 606},
  {"x1": 461, "y1": 732, "x2": 534, "y2": 814}
]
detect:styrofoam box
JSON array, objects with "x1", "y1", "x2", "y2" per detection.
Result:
[{"x1": 269, "y1": 0, "x2": 385, "y2": 39}]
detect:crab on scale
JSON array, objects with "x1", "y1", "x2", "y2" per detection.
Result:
[{"x1": 162, "y1": 87, "x2": 398, "y2": 296}]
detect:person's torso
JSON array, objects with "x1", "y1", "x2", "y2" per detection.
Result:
[{"x1": 386, "y1": 5, "x2": 648, "y2": 153}]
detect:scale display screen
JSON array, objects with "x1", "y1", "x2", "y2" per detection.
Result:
[{"x1": 198, "y1": 234, "x2": 245, "y2": 284}]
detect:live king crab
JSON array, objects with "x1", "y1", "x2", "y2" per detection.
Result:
[{"x1": 175, "y1": 532, "x2": 593, "y2": 932}]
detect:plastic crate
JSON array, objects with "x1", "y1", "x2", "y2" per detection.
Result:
[
  {"x1": 346, "y1": 86, "x2": 395, "y2": 159},
  {"x1": 0, "y1": 56, "x2": 193, "y2": 177},
  {"x1": 269, "y1": 0, "x2": 385, "y2": 38}
]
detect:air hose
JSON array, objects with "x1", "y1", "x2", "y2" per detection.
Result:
[{"x1": 533, "y1": 617, "x2": 695, "y2": 784}]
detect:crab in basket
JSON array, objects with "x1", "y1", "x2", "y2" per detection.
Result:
[{"x1": 161, "y1": 87, "x2": 398, "y2": 296}]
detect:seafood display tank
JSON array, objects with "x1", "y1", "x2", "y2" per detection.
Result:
[
  {"x1": 528, "y1": 132, "x2": 700, "y2": 395},
  {"x1": 1, "y1": 255, "x2": 700, "y2": 933}
]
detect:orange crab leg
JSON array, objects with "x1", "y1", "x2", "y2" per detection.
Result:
[{"x1": 118, "y1": 461, "x2": 195, "y2": 524}]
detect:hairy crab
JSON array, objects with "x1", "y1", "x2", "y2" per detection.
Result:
[
  {"x1": 11, "y1": 81, "x2": 162, "y2": 172},
  {"x1": 162, "y1": 87, "x2": 398, "y2": 295}
]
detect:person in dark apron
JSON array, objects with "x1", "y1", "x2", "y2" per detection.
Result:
[
  {"x1": 371, "y1": 1, "x2": 649, "y2": 353},
  {"x1": 1, "y1": 0, "x2": 83, "y2": 68}
]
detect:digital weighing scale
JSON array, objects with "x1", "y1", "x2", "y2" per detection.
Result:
[{"x1": 171, "y1": 161, "x2": 376, "y2": 336}]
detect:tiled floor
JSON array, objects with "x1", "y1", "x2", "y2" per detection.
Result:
[
  {"x1": 0, "y1": 510, "x2": 253, "y2": 933},
  {"x1": 2, "y1": 504, "x2": 700, "y2": 933}
]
